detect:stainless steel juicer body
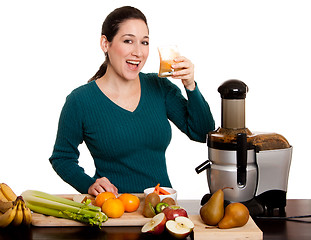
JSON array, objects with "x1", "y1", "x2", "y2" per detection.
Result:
[
  {"x1": 206, "y1": 145, "x2": 292, "y2": 203},
  {"x1": 207, "y1": 147, "x2": 257, "y2": 202},
  {"x1": 196, "y1": 79, "x2": 292, "y2": 215}
]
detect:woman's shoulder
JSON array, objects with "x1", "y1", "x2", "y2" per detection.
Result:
[
  {"x1": 139, "y1": 72, "x2": 174, "y2": 88},
  {"x1": 66, "y1": 81, "x2": 96, "y2": 98},
  {"x1": 64, "y1": 81, "x2": 97, "y2": 105},
  {"x1": 139, "y1": 72, "x2": 158, "y2": 81},
  {"x1": 71, "y1": 81, "x2": 95, "y2": 94}
]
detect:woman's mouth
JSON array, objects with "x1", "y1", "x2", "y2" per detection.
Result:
[{"x1": 126, "y1": 60, "x2": 140, "y2": 70}]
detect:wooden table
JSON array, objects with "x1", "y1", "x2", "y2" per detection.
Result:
[{"x1": 0, "y1": 199, "x2": 310, "y2": 240}]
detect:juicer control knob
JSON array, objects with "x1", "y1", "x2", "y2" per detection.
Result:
[{"x1": 218, "y1": 79, "x2": 249, "y2": 99}]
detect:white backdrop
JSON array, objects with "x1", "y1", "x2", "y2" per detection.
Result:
[{"x1": 1, "y1": 0, "x2": 310, "y2": 200}]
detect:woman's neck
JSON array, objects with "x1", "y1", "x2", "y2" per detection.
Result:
[
  {"x1": 99, "y1": 66, "x2": 140, "y2": 91},
  {"x1": 95, "y1": 69, "x2": 141, "y2": 112}
]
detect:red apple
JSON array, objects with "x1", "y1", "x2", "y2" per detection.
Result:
[
  {"x1": 141, "y1": 212, "x2": 167, "y2": 235},
  {"x1": 166, "y1": 216, "x2": 194, "y2": 239},
  {"x1": 162, "y1": 205, "x2": 188, "y2": 221}
]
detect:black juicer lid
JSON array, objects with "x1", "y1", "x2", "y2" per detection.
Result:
[{"x1": 218, "y1": 79, "x2": 249, "y2": 99}]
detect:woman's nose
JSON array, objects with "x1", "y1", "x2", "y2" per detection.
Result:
[{"x1": 132, "y1": 44, "x2": 143, "y2": 57}]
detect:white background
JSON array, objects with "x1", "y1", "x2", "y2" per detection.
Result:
[{"x1": 1, "y1": 0, "x2": 310, "y2": 200}]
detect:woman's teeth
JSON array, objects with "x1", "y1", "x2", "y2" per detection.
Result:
[{"x1": 126, "y1": 60, "x2": 140, "y2": 66}]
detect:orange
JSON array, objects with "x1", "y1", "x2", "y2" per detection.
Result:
[
  {"x1": 118, "y1": 193, "x2": 140, "y2": 212},
  {"x1": 95, "y1": 192, "x2": 116, "y2": 207},
  {"x1": 101, "y1": 198, "x2": 125, "y2": 218}
]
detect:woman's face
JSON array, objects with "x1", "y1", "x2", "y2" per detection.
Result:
[{"x1": 103, "y1": 19, "x2": 149, "y2": 81}]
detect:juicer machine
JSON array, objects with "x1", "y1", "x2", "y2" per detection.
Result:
[{"x1": 196, "y1": 80, "x2": 292, "y2": 216}]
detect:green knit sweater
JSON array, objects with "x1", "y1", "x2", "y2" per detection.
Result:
[{"x1": 49, "y1": 72, "x2": 215, "y2": 193}]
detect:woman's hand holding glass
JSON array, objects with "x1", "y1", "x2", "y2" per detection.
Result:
[{"x1": 171, "y1": 56, "x2": 196, "y2": 91}]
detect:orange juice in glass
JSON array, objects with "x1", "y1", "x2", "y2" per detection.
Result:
[{"x1": 158, "y1": 45, "x2": 180, "y2": 77}]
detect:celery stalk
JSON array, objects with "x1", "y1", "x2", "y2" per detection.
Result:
[
  {"x1": 21, "y1": 190, "x2": 108, "y2": 226},
  {"x1": 25, "y1": 202, "x2": 104, "y2": 225},
  {"x1": 25, "y1": 201, "x2": 76, "y2": 221},
  {"x1": 23, "y1": 194, "x2": 97, "y2": 216},
  {"x1": 22, "y1": 190, "x2": 100, "y2": 211}
]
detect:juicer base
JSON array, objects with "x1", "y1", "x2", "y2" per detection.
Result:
[
  {"x1": 200, "y1": 190, "x2": 287, "y2": 217},
  {"x1": 255, "y1": 190, "x2": 287, "y2": 216}
]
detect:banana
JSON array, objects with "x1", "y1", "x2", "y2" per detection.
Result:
[
  {"x1": 0, "y1": 184, "x2": 32, "y2": 227},
  {"x1": 0, "y1": 183, "x2": 17, "y2": 201},
  {"x1": 0, "y1": 190, "x2": 8, "y2": 202},
  {"x1": 0, "y1": 200, "x2": 14, "y2": 214},
  {"x1": 0, "y1": 203, "x2": 17, "y2": 227},
  {"x1": 21, "y1": 201, "x2": 32, "y2": 225},
  {"x1": 11, "y1": 200, "x2": 23, "y2": 226}
]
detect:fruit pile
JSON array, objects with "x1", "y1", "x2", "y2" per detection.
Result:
[
  {"x1": 200, "y1": 187, "x2": 250, "y2": 229},
  {"x1": 1, "y1": 183, "x2": 250, "y2": 232},
  {"x1": 0, "y1": 183, "x2": 32, "y2": 227},
  {"x1": 95, "y1": 192, "x2": 140, "y2": 218},
  {"x1": 141, "y1": 190, "x2": 194, "y2": 239}
]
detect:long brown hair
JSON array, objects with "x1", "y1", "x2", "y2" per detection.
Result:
[{"x1": 88, "y1": 6, "x2": 148, "y2": 82}]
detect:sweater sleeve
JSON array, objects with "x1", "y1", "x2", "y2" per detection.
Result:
[
  {"x1": 49, "y1": 91, "x2": 95, "y2": 193},
  {"x1": 160, "y1": 77, "x2": 215, "y2": 142}
]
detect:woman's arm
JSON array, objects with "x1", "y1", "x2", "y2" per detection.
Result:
[
  {"x1": 159, "y1": 56, "x2": 215, "y2": 142},
  {"x1": 49, "y1": 92, "x2": 96, "y2": 193}
]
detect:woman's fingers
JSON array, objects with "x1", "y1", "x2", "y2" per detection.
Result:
[
  {"x1": 172, "y1": 56, "x2": 192, "y2": 70},
  {"x1": 171, "y1": 56, "x2": 195, "y2": 90},
  {"x1": 88, "y1": 177, "x2": 118, "y2": 196}
]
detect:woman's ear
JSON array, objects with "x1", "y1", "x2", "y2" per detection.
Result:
[{"x1": 100, "y1": 35, "x2": 109, "y2": 53}]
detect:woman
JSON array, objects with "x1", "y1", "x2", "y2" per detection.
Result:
[{"x1": 49, "y1": 6, "x2": 215, "y2": 196}]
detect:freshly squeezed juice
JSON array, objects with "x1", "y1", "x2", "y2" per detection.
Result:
[
  {"x1": 159, "y1": 59, "x2": 175, "y2": 77},
  {"x1": 158, "y1": 45, "x2": 180, "y2": 77}
]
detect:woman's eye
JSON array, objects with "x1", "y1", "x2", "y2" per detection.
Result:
[
  {"x1": 124, "y1": 39, "x2": 133, "y2": 44},
  {"x1": 142, "y1": 41, "x2": 149, "y2": 46}
]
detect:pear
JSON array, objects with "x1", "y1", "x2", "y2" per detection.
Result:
[
  {"x1": 199, "y1": 188, "x2": 225, "y2": 226},
  {"x1": 218, "y1": 202, "x2": 249, "y2": 229}
]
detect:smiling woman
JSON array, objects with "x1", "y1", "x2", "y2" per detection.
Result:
[
  {"x1": 95, "y1": 18, "x2": 149, "y2": 112},
  {"x1": 48, "y1": 6, "x2": 215, "y2": 197},
  {"x1": 89, "y1": 6, "x2": 149, "y2": 82},
  {"x1": 100, "y1": 19, "x2": 149, "y2": 79}
]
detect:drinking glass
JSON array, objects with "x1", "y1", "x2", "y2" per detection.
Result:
[{"x1": 158, "y1": 45, "x2": 180, "y2": 77}]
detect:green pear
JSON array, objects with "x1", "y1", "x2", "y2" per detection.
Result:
[{"x1": 199, "y1": 189, "x2": 225, "y2": 226}]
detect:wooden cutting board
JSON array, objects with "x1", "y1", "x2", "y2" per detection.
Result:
[
  {"x1": 31, "y1": 194, "x2": 262, "y2": 239},
  {"x1": 189, "y1": 215, "x2": 262, "y2": 240},
  {"x1": 31, "y1": 194, "x2": 149, "y2": 227}
]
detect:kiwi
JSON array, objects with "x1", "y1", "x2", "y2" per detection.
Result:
[
  {"x1": 142, "y1": 202, "x2": 156, "y2": 218},
  {"x1": 161, "y1": 197, "x2": 176, "y2": 206},
  {"x1": 155, "y1": 202, "x2": 169, "y2": 213},
  {"x1": 145, "y1": 192, "x2": 160, "y2": 208}
]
